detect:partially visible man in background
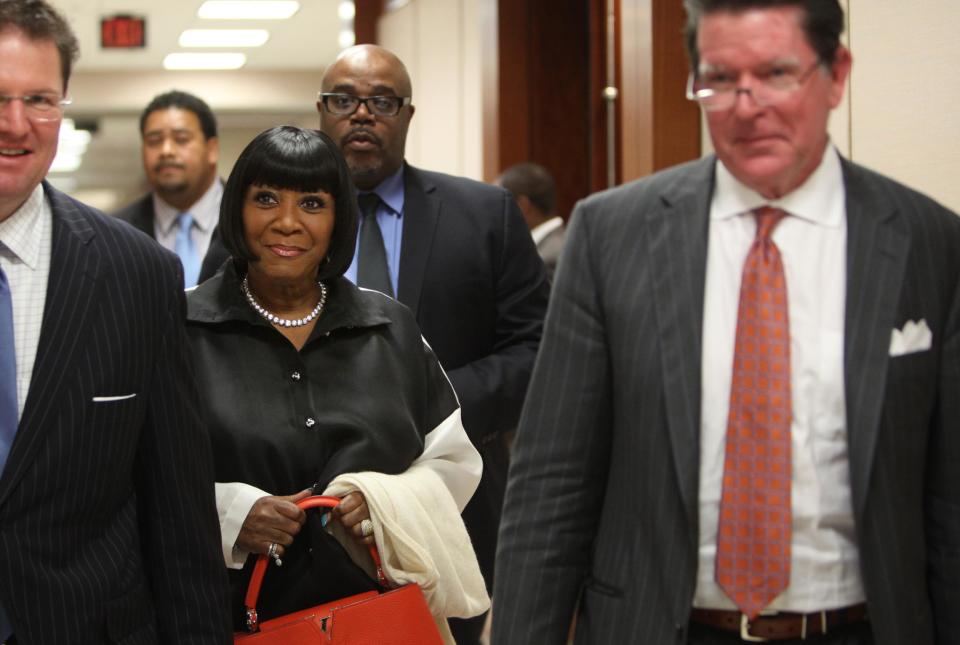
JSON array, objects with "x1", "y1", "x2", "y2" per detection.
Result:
[
  {"x1": 0, "y1": 1, "x2": 231, "y2": 641},
  {"x1": 498, "y1": 161, "x2": 565, "y2": 282},
  {"x1": 318, "y1": 44, "x2": 549, "y2": 644},
  {"x1": 113, "y1": 89, "x2": 229, "y2": 287}
]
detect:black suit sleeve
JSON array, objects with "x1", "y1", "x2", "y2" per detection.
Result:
[
  {"x1": 444, "y1": 192, "x2": 549, "y2": 445},
  {"x1": 136, "y1": 258, "x2": 232, "y2": 643},
  {"x1": 927, "y1": 268, "x2": 960, "y2": 641}
]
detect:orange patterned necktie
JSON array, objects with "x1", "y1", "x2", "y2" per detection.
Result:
[{"x1": 715, "y1": 206, "x2": 792, "y2": 619}]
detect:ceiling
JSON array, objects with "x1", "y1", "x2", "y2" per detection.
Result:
[
  {"x1": 43, "y1": 0, "x2": 347, "y2": 211},
  {"x1": 53, "y1": 0, "x2": 344, "y2": 70}
]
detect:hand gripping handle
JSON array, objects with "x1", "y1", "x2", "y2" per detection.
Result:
[{"x1": 243, "y1": 495, "x2": 387, "y2": 632}]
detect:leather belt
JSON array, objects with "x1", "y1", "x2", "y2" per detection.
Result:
[{"x1": 690, "y1": 604, "x2": 868, "y2": 641}]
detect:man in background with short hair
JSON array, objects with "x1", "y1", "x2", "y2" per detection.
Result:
[
  {"x1": 318, "y1": 44, "x2": 549, "y2": 644},
  {"x1": 498, "y1": 161, "x2": 566, "y2": 282},
  {"x1": 114, "y1": 89, "x2": 229, "y2": 287}
]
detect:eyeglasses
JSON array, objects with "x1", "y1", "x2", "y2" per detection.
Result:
[
  {"x1": 0, "y1": 92, "x2": 71, "y2": 122},
  {"x1": 318, "y1": 92, "x2": 411, "y2": 117},
  {"x1": 686, "y1": 61, "x2": 823, "y2": 112}
]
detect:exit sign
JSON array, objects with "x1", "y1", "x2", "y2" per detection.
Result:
[{"x1": 101, "y1": 15, "x2": 146, "y2": 49}]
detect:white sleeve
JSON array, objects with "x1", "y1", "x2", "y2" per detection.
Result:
[
  {"x1": 215, "y1": 481, "x2": 270, "y2": 569},
  {"x1": 412, "y1": 407, "x2": 482, "y2": 512}
]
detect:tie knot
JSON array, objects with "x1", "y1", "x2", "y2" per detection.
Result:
[
  {"x1": 357, "y1": 193, "x2": 381, "y2": 218},
  {"x1": 177, "y1": 212, "x2": 194, "y2": 233},
  {"x1": 753, "y1": 206, "x2": 787, "y2": 241}
]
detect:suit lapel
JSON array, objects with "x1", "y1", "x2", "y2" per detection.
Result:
[
  {"x1": 841, "y1": 160, "x2": 909, "y2": 518},
  {"x1": 397, "y1": 165, "x2": 441, "y2": 317},
  {"x1": 128, "y1": 194, "x2": 156, "y2": 237},
  {"x1": 0, "y1": 184, "x2": 103, "y2": 506},
  {"x1": 646, "y1": 158, "x2": 715, "y2": 535}
]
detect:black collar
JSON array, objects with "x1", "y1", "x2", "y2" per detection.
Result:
[{"x1": 187, "y1": 260, "x2": 393, "y2": 336}]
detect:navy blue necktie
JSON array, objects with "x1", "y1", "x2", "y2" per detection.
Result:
[
  {"x1": 0, "y1": 264, "x2": 17, "y2": 640},
  {"x1": 356, "y1": 193, "x2": 393, "y2": 297}
]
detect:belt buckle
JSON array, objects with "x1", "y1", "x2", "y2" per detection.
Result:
[{"x1": 740, "y1": 611, "x2": 775, "y2": 642}]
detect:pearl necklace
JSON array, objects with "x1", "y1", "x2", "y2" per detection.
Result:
[{"x1": 242, "y1": 276, "x2": 328, "y2": 328}]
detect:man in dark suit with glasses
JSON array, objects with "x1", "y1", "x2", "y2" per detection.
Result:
[
  {"x1": 318, "y1": 44, "x2": 549, "y2": 644},
  {"x1": 0, "y1": 1, "x2": 231, "y2": 642}
]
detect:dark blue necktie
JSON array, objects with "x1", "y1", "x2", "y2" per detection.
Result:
[
  {"x1": 0, "y1": 264, "x2": 17, "y2": 640},
  {"x1": 356, "y1": 193, "x2": 394, "y2": 297}
]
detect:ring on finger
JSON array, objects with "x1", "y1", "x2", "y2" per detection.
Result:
[
  {"x1": 267, "y1": 542, "x2": 282, "y2": 567},
  {"x1": 360, "y1": 518, "x2": 374, "y2": 538}
]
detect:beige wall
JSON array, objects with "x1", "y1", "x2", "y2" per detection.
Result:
[
  {"x1": 379, "y1": 0, "x2": 485, "y2": 180},
  {"x1": 846, "y1": 0, "x2": 960, "y2": 212}
]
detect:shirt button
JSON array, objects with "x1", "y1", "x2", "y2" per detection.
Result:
[
  {"x1": 291, "y1": 371, "x2": 301, "y2": 381},
  {"x1": 305, "y1": 417, "x2": 316, "y2": 428}
]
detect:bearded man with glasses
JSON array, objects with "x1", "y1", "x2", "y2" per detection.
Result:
[
  {"x1": 0, "y1": 1, "x2": 231, "y2": 642},
  {"x1": 318, "y1": 44, "x2": 550, "y2": 645},
  {"x1": 492, "y1": 1, "x2": 960, "y2": 643}
]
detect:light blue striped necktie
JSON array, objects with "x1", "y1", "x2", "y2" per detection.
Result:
[
  {"x1": 174, "y1": 212, "x2": 200, "y2": 288},
  {"x1": 0, "y1": 264, "x2": 17, "y2": 640}
]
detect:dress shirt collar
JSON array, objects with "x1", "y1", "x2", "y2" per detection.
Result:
[
  {"x1": 531, "y1": 216, "x2": 564, "y2": 245},
  {"x1": 365, "y1": 165, "x2": 405, "y2": 217},
  {"x1": 712, "y1": 144, "x2": 845, "y2": 228},
  {"x1": 0, "y1": 184, "x2": 47, "y2": 269},
  {"x1": 153, "y1": 179, "x2": 224, "y2": 235}
]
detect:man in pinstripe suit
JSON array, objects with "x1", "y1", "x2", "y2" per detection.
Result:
[
  {"x1": 492, "y1": 1, "x2": 960, "y2": 643},
  {"x1": 0, "y1": 1, "x2": 231, "y2": 642}
]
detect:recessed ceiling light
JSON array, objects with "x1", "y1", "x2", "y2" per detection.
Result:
[
  {"x1": 338, "y1": 1, "x2": 356, "y2": 21},
  {"x1": 163, "y1": 52, "x2": 247, "y2": 70},
  {"x1": 179, "y1": 29, "x2": 269, "y2": 48},
  {"x1": 338, "y1": 29, "x2": 355, "y2": 49},
  {"x1": 50, "y1": 119, "x2": 91, "y2": 173},
  {"x1": 198, "y1": 1, "x2": 300, "y2": 20}
]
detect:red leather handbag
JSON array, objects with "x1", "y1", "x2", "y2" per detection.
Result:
[{"x1": 234, "y1": 495, "x2": 443, "y2": 644}]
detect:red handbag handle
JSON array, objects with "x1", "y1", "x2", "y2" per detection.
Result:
[{"x1": 243, "y1": 495, "x2": 388, "y2": 632}]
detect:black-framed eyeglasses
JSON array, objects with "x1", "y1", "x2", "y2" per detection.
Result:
[
  {"x1": 317, "y1": 92, "x2": 411, "y2": 117},
  {"x1": 686, "y1": 60, "x2": 823, "y2": 112}
]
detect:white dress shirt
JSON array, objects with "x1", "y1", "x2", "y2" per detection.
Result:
[
  {"x1": 0, "y1": 185, "x2": 51, "y2": 421},
  {"x1": 152, "y1": 179, "x2": 222, "y2": 260},
  {"x1": 694, "y1": 147, "x2": 866, "y2": 611},
  {"x1": 531, "y1": 216, "x2": 564, "y2": 245}
]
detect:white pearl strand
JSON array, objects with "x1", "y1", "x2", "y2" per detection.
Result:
[{"x1": 242, "y1": 275, "x2": 328, "y2": 328}]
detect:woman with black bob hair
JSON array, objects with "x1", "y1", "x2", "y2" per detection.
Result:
[{"x1": 186, "y1": 126, "x2": 484, "y2": 630}]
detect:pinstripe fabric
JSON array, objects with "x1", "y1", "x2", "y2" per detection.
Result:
[
  {"x1": 0, "y1": 183, "x2": 231, "y2": 644},
  {"x1": 491, "y1": 156, "x2": 960, "y2": 645}
]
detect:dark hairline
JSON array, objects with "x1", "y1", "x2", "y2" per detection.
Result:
[
  {"x1": 218, "y1": 126, "x2": 359, "y2": 283},
  {"x1": 683, "y1": 0, "x2": 845, "y2": 74},
  {"x1": 138, "y1": 90, "x2": 218, "y2": 140}
]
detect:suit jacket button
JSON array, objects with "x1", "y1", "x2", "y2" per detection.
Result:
[
  {"x1": 291, "y1": 371, "x2": 302, "y2": 381},
  {"x1": 305, "y1": 417, "x2": 316, "y2": 428}
]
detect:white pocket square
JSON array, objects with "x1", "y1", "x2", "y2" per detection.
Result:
[
  {"x1": 92, "y1": 393, "x2": 137, "y2": 402},
  {"x1": 889, "y1": 319, "x2": 932, "y2": 357}
]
